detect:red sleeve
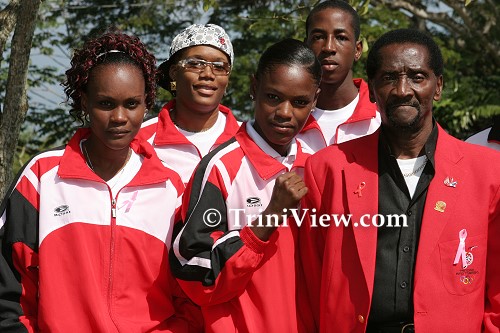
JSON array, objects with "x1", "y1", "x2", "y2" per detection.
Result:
[
  {"x1": 170, "y1": 143, "x2": 271, "y2": 306},
  {"x1": 0, "y1": 175, "x2": 40, "y2": 332},
  {"x1": 164, "y1": 266, "x2": 204, "y2": 333},
  {"x1": 484, "y1": 182, "x2": 500, "y2": 331},
  {"x1": 11, "y1": 243, "x2": 39, "y2": 333}
]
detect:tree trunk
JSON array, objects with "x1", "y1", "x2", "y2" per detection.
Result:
[
  {"x1": 0, "y1": 0, "x2": 41, "y2": 198},
  {"x1": 0, "y1": 0, "x2": 20, "y2": 67}
]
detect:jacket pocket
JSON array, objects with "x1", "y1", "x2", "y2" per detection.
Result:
[{"x1": 438, "y1": 234, "x2": 486, "y2": 295}]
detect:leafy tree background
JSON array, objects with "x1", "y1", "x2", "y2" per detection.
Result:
[{"x1": 1, "y1": 0, "x2": 499, "y2": 195}]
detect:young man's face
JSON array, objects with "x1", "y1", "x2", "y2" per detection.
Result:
[{"x1": 306, "y1": 7, "x2": 362, "y2": 86}]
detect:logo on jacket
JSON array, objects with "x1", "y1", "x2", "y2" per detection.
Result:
[
  {"x1": 54, "y1": 205, "x2": 70, "y2": 216},
  {"x1": 457, "y1": 246, "x2": 479, "y2": 285},
  {"x1": 246, "y1": 197, "x2": 262, "y2": 207},
  {"x1": 118, "y1": 191, "x2": 139, "y2": 213},
  {"x1": 465, "y1": 245, "x2": 478, "y2": 267}
]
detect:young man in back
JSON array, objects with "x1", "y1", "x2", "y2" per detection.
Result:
[{"x1": 302, "y1": 0, "x2": 380, "y2": 150}]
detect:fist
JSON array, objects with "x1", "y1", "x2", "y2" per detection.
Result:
[{"x1": 268, "y1": 171, "x2": 308, "y2": 215}]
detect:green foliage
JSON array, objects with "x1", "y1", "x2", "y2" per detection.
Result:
[
  {"x1": 435, "y1": 73, "x2": 500, "y2": 137},
  {"x1": 353, "y1": 4, "x2": 410, "y2": 79},
  {"x1": 429, "y1": 1, "x2": 500, "y2": 138},
  {"x1": 212, "y1": 1, "x2": 316, "y2": 117},
  {"x1": 6, "y1": 0, "x2": 499, "y2": 169}
]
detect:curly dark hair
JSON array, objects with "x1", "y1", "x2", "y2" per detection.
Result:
[{"x1": 63, "y1": 30, "x2": 157, "y2": 125}]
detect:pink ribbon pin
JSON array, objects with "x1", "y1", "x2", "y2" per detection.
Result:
[
  {"x1": 354, "y1": 182, "x2": 366, "y2": 197},
  {"x1": 453, "y1": 229, "x2": 468, "y2": 268},
  {"x1": 119, "y1": 191, "x2": 138, "y2": 213}
]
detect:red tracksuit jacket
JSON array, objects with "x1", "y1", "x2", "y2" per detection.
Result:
[
  {"x1": 170, "y1": 122, "x2": 319, "y2": 333},
  {"x1": 136, "y1": 100, "x2": 241, "y2": 184},
  {"x1": 0, "y1": 128, "x2": 202, "y2": 333}
]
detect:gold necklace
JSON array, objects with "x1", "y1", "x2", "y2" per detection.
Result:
[
  {"x1": 83, "y1": 142, "x2": 95, "y2": 171},
  {"x1": 83, "y1": 141, "x2": 131, "y2": 176},
  {"x1": 402, "y1": 156, "x2": 428, "y2": 177},
  {"x1": 169, "y1": 109, "x2": 212, "y2": 133}
]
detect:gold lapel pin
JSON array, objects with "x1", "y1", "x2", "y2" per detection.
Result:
[{"x1": 434, "y1": 201, "x2": 446, "y2": 213}]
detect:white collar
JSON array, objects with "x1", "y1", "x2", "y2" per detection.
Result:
[{"x1": 247, "y1": 120, "x2": 297, "y2": 160}]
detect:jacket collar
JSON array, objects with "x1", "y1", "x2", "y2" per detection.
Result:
[
  {"x1": 344, "y1": 78, "x2": 378, "y2": 123},
  {"x1": 235, "y1": 122, "x2": 310, "y2": 180},
  {"x1": 414, "y1": 124, "x2": 464, "y2": 286},
  {"x1": 304, "y1": 79, "x2": 379, "y2": 145},
  {"x1": 58, "y1": 128, "x2": 180, "y2": 188},
  {"x1": 301, "y1": 110, "x2": 323, "y2": 133},
  {"x1": 152, "y1": 99, "x2": 240, "y2": 146},
  {"x1": 342, "y1": 130, "x2": 380, "y2": 298},
  {"x1": 302, "y1": 79, "x2": 377, "y2": 131}
]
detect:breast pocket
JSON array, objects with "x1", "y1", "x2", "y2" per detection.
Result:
[{"x1": 439, "y1": 234, "x2": 486, "y2": 295}]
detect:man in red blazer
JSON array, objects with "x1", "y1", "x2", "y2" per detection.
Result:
[{"x1": 299, "y1": 29, "x2": 500, "y2": 333}]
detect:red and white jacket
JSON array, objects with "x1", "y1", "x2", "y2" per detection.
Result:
[
  {"x1": 0, "y1": 128, "x2": 202, "y2": 333},
  {"x1": 297, "y1": 78, "x2": 381, "y2": 151},
  {"x1": 136, "y1": 100, "x2": 241, "y2": 184},
  {"x1": 170, "y1": 121, "x2": 320, "y2": 333}
]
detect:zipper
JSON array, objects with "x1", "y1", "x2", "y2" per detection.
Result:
[
  {"x1": 107, "y1": 194, "x2": 119, "y2": 330},
  {"x1": 111, "y1": 199, "x2": 117, "y2": 217}
]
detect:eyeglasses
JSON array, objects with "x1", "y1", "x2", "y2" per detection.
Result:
[{"x1": 177, "y1": 58, "x2": 231, "y2": 76}]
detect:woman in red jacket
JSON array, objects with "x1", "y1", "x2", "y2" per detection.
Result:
[
  {"x1": 137, "y1": 24, "x2": 241, "y2": 185},
  {"x1": 0, "y1": 30, "x2": 201, "y2": 332}
]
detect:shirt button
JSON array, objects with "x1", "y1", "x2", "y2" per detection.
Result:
[
  {"x1": 407, "y1": 210, "x2": 412, "y2": 216},
  {"x1": 358, "y1": 315, "x2": 365, "y2": 323},
  {"x1": 403, "y1": 246, "x2": 410, "y2": 252},
  {"x1": 400, "y1": 281, "x2": 408, "y2": 289}
]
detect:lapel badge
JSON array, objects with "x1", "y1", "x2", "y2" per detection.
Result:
[
  {"x1": 465, "y1": 246, "x2": 478, "y2": 267},
  {"x1": 434, "y1": 200, "x2": 446, "y2": 213},
  {"x1": 460, "y1": 275, "x2": 473, "y2": 285},
  {"x1": 444, "y1": 177, "x2": 457, "y2": 188},
  {"x1": 354, "y1": 182, "x2": 366, "y2": 197}
]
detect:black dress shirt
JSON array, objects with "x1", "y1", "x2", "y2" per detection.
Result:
[{"x1": 368, "y1": 124, "x2": 438, "y2": 325}]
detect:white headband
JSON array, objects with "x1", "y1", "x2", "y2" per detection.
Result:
[{"x1": 96, "y1": 49, "x2": 127, "y2": 60}]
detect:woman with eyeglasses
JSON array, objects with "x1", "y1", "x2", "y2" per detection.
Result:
[
  {"x1": 137, "y1": 24, "x2": 241, "y2": 185},
  {"x1": 170, "y1": 38, "x2": 322, "y2": 333}
]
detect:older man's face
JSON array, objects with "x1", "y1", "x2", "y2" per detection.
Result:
[{"x1": 369, "y1": 42, "x2": 443, "y2": 133}]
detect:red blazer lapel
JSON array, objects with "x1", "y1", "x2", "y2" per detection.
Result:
[
  {"x1": 415, "y1": 127, "x2": 464, "y2": 287},
  {"x1": 342, "y1": 135, "x2": 379, "y2": 298}
]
